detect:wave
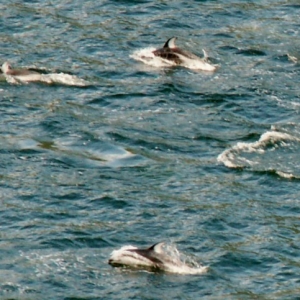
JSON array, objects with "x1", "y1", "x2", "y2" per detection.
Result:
[{"x1": 218, "y1": 130, "x2": 300, "y2": 179}]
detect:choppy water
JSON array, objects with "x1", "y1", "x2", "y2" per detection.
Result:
[{"x1": 1, "y1": 0, "x2": 300, "y2": 299}]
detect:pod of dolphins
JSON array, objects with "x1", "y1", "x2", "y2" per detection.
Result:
[
  {"x1": 1, "y1": 38, "x2": 214, "y2": 272},
  {"x1": 1, "y1": 37, "x2": 215, "y2": 83}
]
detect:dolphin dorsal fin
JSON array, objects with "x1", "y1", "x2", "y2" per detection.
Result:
[
  {"x1": 148, "y1": 242, "x2": 164, "y2": 254},
  {"x1": 163, "y1": 37, "x2": 177, "y2": 49}
]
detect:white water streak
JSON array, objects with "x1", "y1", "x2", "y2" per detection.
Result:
[
  {"x1": 218, "y1": 131, "x2": 300, "y2": 170},
  {"x1": 3, "y1": 72, "x2": 90, "y2": 86}
]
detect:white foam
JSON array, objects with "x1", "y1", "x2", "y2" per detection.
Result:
[
  {"x1": 41, "y1": 73, "x2": 90, "y2": 86},
  {"x1": 3, "y1": 72, "x2": 90, "y2": 86},
  {"x1": 176, "y1": 53, "x2": 217, "y2": 71},
  {"x1": 287, "y1": 53, "x2": 298, "y2": 63},
  {"x1": 218, "y1": 130, "x2": 300, "y2": 169},
  {"x1": 276, "y1": 171, "x2": 295, "y2": 179},
  {"x1": 163, "y1": 263, "x2": 208, "y2": 275}
]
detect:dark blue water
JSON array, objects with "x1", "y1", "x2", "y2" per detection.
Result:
[{"x1": 1, "y1": 1, "x2": 300, "y2": 299}]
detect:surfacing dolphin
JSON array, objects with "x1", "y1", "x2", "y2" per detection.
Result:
[
  {"x1": 152, "y1": 37, "x2": 216, "y2": 71},
  {"x1": 1, "y1": 62, "x2": 42, "y2": 82},
  {"x1": 108, "y1": 242, "x2": 208, "y2": 274},
  {"x1": 1, "y1": 61, "x2": 90, "y2": 86}
]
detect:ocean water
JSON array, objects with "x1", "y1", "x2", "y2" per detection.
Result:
[{"x1": 1, "y1": 0, "x2": 300, "y2": 299}]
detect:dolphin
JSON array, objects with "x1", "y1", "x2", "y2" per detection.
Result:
[
  {"x1": 109, "y1": 242, "x2": 168, "y2": 270},
  {"x1": 152, "y1": 37, "x2": 216, "y2": 71},
  {"x1": 1, "y1": 62, "x2": 42, "y2": 82},
  {"x1": 108, "y1": 242, "x2": 208, "y2": 274}
]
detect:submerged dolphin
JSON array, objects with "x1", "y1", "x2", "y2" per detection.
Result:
[
  {"x1": 152, "y1": 37, "x2": 216, "y2": 71},
  {"x1": 108, "y1": 242, "x2": 208, "y2": 274},
  {"x1": 1, "y1": 62, "x2": 42, "y2": 82}
]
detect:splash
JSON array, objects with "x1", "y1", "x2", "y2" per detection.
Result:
[
  {"x1": 218, "y1": 130, "x2": 300, "y2": 178},
  {"x1": 130, "y1": 47, "x2": 216, "y2": 71},
  {"x1": 176, "y1": 52, "x2": 217, "y2": 71}
]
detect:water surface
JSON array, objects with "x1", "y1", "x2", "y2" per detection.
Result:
[{"x1": 1, "y1": 0, "x2": 300, "y2": 299}]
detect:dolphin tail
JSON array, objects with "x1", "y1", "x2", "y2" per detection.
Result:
[{"x1": 163, "y1": 37, "x2": 177, "y2": 49}]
